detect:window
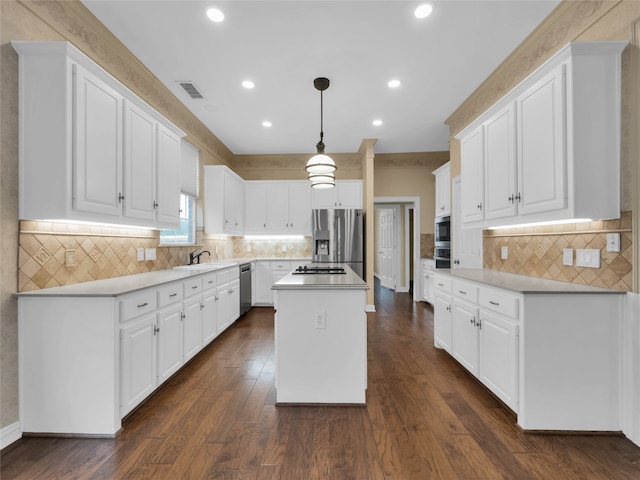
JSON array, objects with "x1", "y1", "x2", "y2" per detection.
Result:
[{"x1": 159, "y1": 194, "x2": 196, "y2": 245}]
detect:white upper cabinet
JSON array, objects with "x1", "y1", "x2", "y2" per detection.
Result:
[
  {"x1": 311, "y1": 180, "x2": 363, "y2": 209},
  {"x1": 13, "y1": 41, "x2": 184, "y2": 229},
  {"x1": 245, "y1": 181, "x2": 311, "y2": 235},
  {"x1": 484, "y1": 103, "x2": 517, "y2": 221},
  {"x1": 456, "y1": 41, "x2": 627, "y2": 228},
  {"x1": 204, "y1": 165, "x2": 245, "y2": 235},
  {"x1": 460, "y1": 127, "x2": 484, "y2": 224},
  {"x1": 432, "y1": 163, "x2": 450, "y2": 217}
]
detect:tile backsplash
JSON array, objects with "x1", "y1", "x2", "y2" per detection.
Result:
[
  {"x1": 420, "y1": 234, "x2": 434, "y2": 258},
  {"x1": 483, "y1": 212, "x2": 633, "y2": 291},
  {"x1": 18, "y1": 221, "x2": 312, "y2": 292}
]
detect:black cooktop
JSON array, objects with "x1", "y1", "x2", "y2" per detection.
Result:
[{"x1": 292, "y1": 265, "x2": 346, "y2": 275}]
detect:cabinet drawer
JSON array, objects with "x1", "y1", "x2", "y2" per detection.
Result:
[
  {"x1": 183, "y1": 278, "x2": 202, "y2": 297},
  {"x1": 479, "y1": 287, "x2": 519, "y2": 319},
  {"x1": 434, "y1": 275, "x2": 452, "y2": 293},
  {"x1": 121, "y1": 291, "x2": 157, "y2": 323},
  {"x1": 421, "y1": 258, "x2": 435, "y2": 270},
  {"x1": 270, "y1": 261, "x2": 293, "y2": 271},
  {"x1": 157, "y1": 282, "x2": 183, "y2": 308},
  {"x1": 217, "y1": 267, "x2": 238, "y2": 284},
  {"x1": 202, "y1": 273, "x2": 217, "y2": 291},
  {"x1": 453, "y1": 279, "x2": 478, "y2": 303}
]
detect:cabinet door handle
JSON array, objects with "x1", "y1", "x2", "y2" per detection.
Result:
[
  {"x1": 489, "y1": 300, "x2": 500, "y2": 306},
  {"x1": 137, "y1": 302, "x2": 148, "y2": 308},
  {"x1": 446, "y1": 305, "x2": 451, "y2": 312},
  {"x1": 169, "y1": 293, "x2": 178, "y2": 298},
  {"x1": 477, "y1": 318, "x2": 482, "y2": 329},
  {"x1": 153, "y1": 201, "x2": 159, "y2": 209},
  {"x1": 200, "y1": 304, "x2": 205, "y2": 310},
  {"x1": 180, "y1": 312, "x2": 185, "y2": 320},
  {"x1": 508, "y1": 194, "x2": 515, "y2": 204},
  {"x1": 515, "y1": 193, "x2": 522, "y2": 203},
  {"x1": 154, "y1": 325, "x2": 160, "y2": 335},
  {"x1": 118, "y1": 193, "x2": 125, "y2": 203},
  {"x1": 477, "y1": 203, "x2": 482, "y2": 210},
  {"x1": 470, "y1": 317, "x2": 475, "y2": 326}
]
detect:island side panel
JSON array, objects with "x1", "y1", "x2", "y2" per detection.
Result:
[
  {"x1": 519, "y1": 293, "x2": 622, "y2": 431},
  {"x1": 274, "y1": 288, "x2": 367, "y2": 404},
  {"x1": 19, "y1": 296, "x2": 120, "y2": 435}
]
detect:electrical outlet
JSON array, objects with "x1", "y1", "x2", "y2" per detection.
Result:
[
  {"x1": 65, "y1": 249, "x2": 76, "y2": 267},
  {"x1": 314, "y1": 310, "x2": 326, "y2": 329},
  {"x1": 501, "y1": 246, "x2": 508, "y2": 260},
  {"x1": 562, "y1": 248, "x2": 573, "y2": 266},
  {"x1": 576, "y1": 249, "x2": 601, "y2": 268},
  {"x1": 137, "y1": 247, "x2": 145, "y2": 261},
  {"x1": 246, "y1": 244, "x2": 252, "y2": 252},
  {"x1": 281, "y1": 244, "x2": 287, "y2": 252},
  {"x1": 607, "y1": 233, "x2": 620, "y2": 252},
  {"x1": 145, "y1": 248, "x2": 156, "y2": 261}
]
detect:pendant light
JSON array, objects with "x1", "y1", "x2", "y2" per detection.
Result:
[{"x1": 306, "y1": 77, "x2": 336, "y2": 187}]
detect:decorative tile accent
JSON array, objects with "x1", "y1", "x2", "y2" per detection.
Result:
[
  {"x1": 89, "y1": 247, "x2": 102, "y2": 262},
  {"x1": 33, "y1": 247, "x2": 51, "y2": 266},
  {"x1": 534, "y1": 243, "x2": 546, "y2": 260}
]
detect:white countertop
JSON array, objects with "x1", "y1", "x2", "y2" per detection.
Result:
[
  {"x1": 436, "y1": 268, "x2": 626, "y2": 295},
  {"x1": 272, "y1": 264, "x2": 369, "y2": 290}
]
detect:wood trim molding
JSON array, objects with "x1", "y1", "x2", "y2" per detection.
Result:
[
  {"x1": 18, "y1": 0, "x2": 233, "y2": 166},
  {"x1": 445, "y1": 0, "x2": 620, "y2": 138},
  {"x1": 632, "y1": 16, "x2": 640, "y2": 292}
]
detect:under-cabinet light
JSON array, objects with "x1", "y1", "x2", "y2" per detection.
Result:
[
  {"x1": 486, "y1": 218, "x2": 594, "y2": 230},
  {"x1": 244, "y1": 235, "x2": 306, "y2": 240}
]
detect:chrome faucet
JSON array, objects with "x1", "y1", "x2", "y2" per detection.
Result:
[{"x1": 189, "y1": 250, "x2": 211, "y2": 265}]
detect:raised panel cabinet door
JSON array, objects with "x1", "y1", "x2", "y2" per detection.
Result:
[
  {"x1": 460, "y1": 126, "x2": 484, "y2": 223},
  {"x1": 224, "y1": 172, "x2": 244, "y2": 233},
  {"x1": 452, "y1": 177, "x2": 484, "y2": 269},
  {"x1": 433, "y1": 164, "x2": 451, "y2": 216},
  {"x1": 255, "y1": 262, "x2": 273, "y2": 304},
  {"x1": 452, "y1": 300, "x2": 479, "y2": 377},
  {"x1": 157, "y1": 304, "x2": 183, "y2": 384},
  {"x1": 216, "y1": 285, "x2": 230, "y2": 334},
  {"x1": 123, "y1": 100, "x2": 156, "y2": 223},
  {"x1": 288, "y1": 182, "x2": 312, "y2": 234},
  {"x1": 229, "y1": 279, "x2": 240, "y2": 323},
  {"x1": 244, "y1": 182, "x2": 268, "y2": 233},
  {"x1": 73, "y1": 63, "x2": 122, "y2": 217},
  {"x1": 479, "y1": 310, "x2": 519, "y2": 411},
  {"x1": 156, "y1": 124, "x2": 181, "y2": 227},
  {"x1": 434, "y1": 295, "x2": 453, "y2": 353},
  {"x1": 201, "y1": 291, "x2": 218, "y2": 346},
  {"x1": 266, "y1": 183, "x2": 289, "y2": 233},
  {"x1": 484, "y1": 103, "x2": 518, "y2": 220},
  {"x1": 182, "y1": 297, "x2": 203, "y2": 363},
  {"x1": 336, "y1": 181, "x2": 363, "y2": 208},
  {"x1": 120, "y1": 313, "x2": 157, "y2": 417},
  {"x1": 311, "y1": 186, "x2": 338, "y2": 209},
  {"x1": 516, "y1": 64, "x2": 567, "y2": 216}
]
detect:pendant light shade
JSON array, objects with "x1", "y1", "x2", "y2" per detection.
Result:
[{"x1": 306, "y1": 77, "x2": 336, "y2": 183}]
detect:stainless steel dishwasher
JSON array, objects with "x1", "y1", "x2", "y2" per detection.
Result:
[{"x1": 239, "y1": 263, "x2": 252, "y2": 316}]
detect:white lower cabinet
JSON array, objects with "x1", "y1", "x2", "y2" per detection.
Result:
[
  {"x1": 432, "y1": 271, "x2": 624, "y2": 432},
  {"x1": 182, "y1": 296, "x2": 203, "y2": 363},
  {"x1": 156, "y1": 303, "x2": 183, "y2": 385},
  {"x1": 253, "y1": 260, "x2": 297, "y2": 306}
]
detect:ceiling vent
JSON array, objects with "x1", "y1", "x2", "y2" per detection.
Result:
[{"x1": 177, "y1": 81, "x2": 204, "y2": 99}]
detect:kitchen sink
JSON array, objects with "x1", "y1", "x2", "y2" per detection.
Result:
[{"x1": 174, "y1": 261, "x2": 237, "y2": 271}]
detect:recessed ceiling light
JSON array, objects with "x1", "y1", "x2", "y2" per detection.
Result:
[
  {"x1": 388, "y1": 79, "x2": 401, "y2": 88},
  {"x1": 242, "y1": 80, "x2": 255, "y2": 89},
  {"x1": 372, "y1": 119, "x2": 383, "y2": 126},
  {"x1": 206, "y1": 7, "x2": 224, "y2": 22},
  {"x1": 414, "y1": 3, "x2": 433, "y2": 19},
  {"x1": 262, "y1": 121, "x2": 272, "y2": 127}
]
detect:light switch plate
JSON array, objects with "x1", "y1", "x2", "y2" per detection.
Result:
[
  {"x1": 562, "y1": 248, "x2": 573, "y2": 266},
  {"x1": 65, "y1": 249, "x2": 76, "y2": 267},
  {"x1": 137, "y1": 247, "x2": 145, "y2": 261},
  {"x1": 576, "y1": 249, "x2": 600, "y2": 268},
  {"x1": 501, "y1": 246, "x2": 508, "y2": 260},
  {"x1": 145, "y1": 248, "x2": 156, "y2": 261}
]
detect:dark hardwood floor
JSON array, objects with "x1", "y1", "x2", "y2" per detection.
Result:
[{"x1": 2, "y1": 281, "x2": 639, "y2": 479}]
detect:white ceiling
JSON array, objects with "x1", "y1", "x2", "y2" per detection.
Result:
[{"x1": 82, "y1": 0, "x2": 560, "y2": 155}]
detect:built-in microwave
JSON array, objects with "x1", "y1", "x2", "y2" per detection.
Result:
[{"x1": 435, "y1": 215, "x2": 450, "y2": 244}]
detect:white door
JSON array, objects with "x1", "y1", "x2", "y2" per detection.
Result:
[
  {"x1": 516, "y1": 63, "x2": 567, "y2": 216},
  {"x1": 123, "y1": 100, "x2": 156, "y2": 223},
  {"x1": 156, "y1": 304, "x2": 183, "y2": 384},
  {"x1": 452, "y1": 300, "x2": 479, "y2": 377},
  {"x1": 460, "y1": 126, "x2": 485, "y2": 224},
  {"x1": 452, "y1": 177, "x2": 483, "y2": 269},
  {"x1": 73, "y1": 63, "x2": 122, "y2": 217},
  {"x1": 155, "y1": 124, "x2": 181, "y2": 227},
  {"x1": 378, "y1": 208, "x2": 395, "y2": 290},
  {"x1": 120, "y1": 313, "x2": 157, "y2": 417}
]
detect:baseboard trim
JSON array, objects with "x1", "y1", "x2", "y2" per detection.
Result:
[
  {"x1": 1, "y1": 421, "x2": 22, "y2": 450},
  {"x1": 366, "y1": 304, "x2": 376, "y2": 312}
]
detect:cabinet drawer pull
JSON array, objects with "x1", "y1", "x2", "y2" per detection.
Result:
[
  {"x1": 437, "y1": 283, "x2": 444, "y2": 287},
  {"x1": 192, "y1": 285, "x2": 199, "y2": 289},
  {"x1": 208, "y1": 280, "x2": 214, "y2": 284},
  {"x1": 169, "y1": 293, "x2": 178, "y2": 297},
  {"x1": 137, "y1": 302, "x2": 148, "y2": 308},
  {"x1": 459, "y1": 290, "x2": 467, "y2": 295},
  {"x1": 489, "y1": 300, "x2": 500, "y2": 306}
]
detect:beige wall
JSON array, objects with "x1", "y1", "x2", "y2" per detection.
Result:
[{"x1": 445, "y1": 0, "x2": 640, "y2": 291}]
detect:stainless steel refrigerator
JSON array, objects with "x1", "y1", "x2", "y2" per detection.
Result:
[{"x1": 312, "y1": 209, "x2": 364, "y2": 279}]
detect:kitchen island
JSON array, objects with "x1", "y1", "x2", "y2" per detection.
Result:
[{"x1": 272, "y1": 265, "x2": 369, "y2": 404}]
